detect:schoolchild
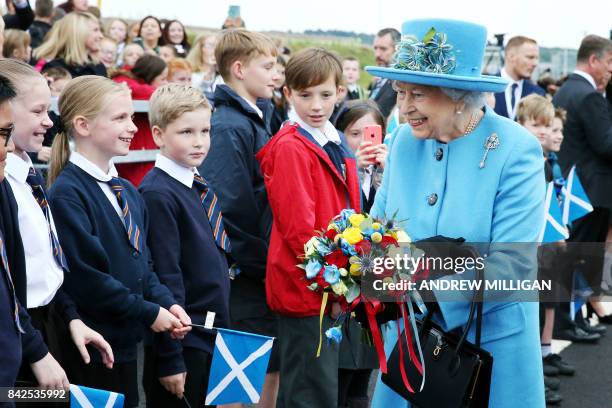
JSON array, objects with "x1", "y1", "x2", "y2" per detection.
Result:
[{"x1": 47, "y1": 75, "x2": 189, "y2": 407}]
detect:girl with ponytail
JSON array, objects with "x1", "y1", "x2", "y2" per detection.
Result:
[{"x1": 47, "y1": 75, "x2": 190, "y2": 407}]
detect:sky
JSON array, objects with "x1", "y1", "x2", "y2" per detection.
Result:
[{"x1": 71, "y1": 0, "x2": 609, "y2": 48}]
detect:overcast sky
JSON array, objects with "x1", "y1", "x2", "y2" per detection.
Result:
[{"x1": 75, "y1": 0, "x2": 609, "y2": 48}]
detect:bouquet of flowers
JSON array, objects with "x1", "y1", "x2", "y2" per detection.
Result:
[{"x1": 299, "y1": 209, "x2": 412, "y2": 299}]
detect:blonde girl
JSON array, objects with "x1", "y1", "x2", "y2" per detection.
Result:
[
  {"x1": 186, "y1": 33, "x2": 222, "y2": 98},
  {"x1": 2, "y1": 29, "x2": 32, "y2": 62},
  {"x1": 32, "y1": 11, "x2": 105, "y2": 77},
  {"x1": 0, "y1": 58, "x2": 114, "y2": 391},
  {"x1": 47, "y1": 76, "x2": 190, "y2": 407}
]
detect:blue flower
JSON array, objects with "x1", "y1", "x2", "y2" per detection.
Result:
[
  {"x1": 323, "y1": 265, "x2": 340, "y2": 285},
  {"x1": 325, "y1": 326, "x2": 343, "y2": 344},
  {"x1": 392, "y1": 30, "x2": 456, "y2": 75},
  {"x1": 339, "y1": 209, "x2": 356, "y2": 225},
  {"x1": 315, "y1": 239, "x2": 332, "y2": 256},
  {"x1": 339, "y1": 238, "x2": 357, "y2": 256},
  {"x1": 305, "y1": 259, "x2": 322, "y2": 279}
]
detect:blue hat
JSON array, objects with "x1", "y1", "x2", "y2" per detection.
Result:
[{"x1": 366, "y1": 19, "x2": 508, "y2": 93}]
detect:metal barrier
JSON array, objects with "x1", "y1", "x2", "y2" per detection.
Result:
[{"x1": 43, "y1": 97, "x2": 159, "y2": 168}]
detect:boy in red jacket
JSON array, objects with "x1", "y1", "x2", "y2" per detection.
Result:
[{"x1": 256, "y1": 48, "x2": 361, "y2": 408}]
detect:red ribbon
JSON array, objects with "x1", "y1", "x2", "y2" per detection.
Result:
[
  {"x1": 363, "y1": 299, "x2": 388, "y2": 374},
  {"x1": 399, "y1": 300, "x2": 423, "y2": 375}
]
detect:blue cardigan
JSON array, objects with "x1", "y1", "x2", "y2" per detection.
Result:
[
  {"x1": 48, "y1": 163, "x2": 176, "y2": 363},
  {"x1": 140, "y1": 167, "x2": 230, "y2": 376}
]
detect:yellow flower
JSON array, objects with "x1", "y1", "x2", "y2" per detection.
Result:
[
  {"x1": 343, "y1": 227, "x2": 363, "y2": 245},
  {"x1": 372, "y1": 222, "x2": 382, "y2": 230},
  {"x1": 350, "y1": 263, "x2": 362, "y2": 276},
  {"x1": 396, "y1": 230, "x2": 412, "y2": 243},
  {"x1": 349, "y1": 214, "x2": 366, "y2": 228},
  {"x1": 331, "y1": 280, "x2": 348, "y2": 296},
  {"x1": 371, "y1": 232, "x2": 382, "y2": 243}
]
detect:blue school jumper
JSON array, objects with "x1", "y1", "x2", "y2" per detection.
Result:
[
  {"x1": 48, "y1": 163, "x2": 175, "y2": 363},
  {"x1": 139, "y1": 165, "x2": 230, "y2": 376}
]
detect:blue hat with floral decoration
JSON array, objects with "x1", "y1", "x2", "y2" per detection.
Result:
[{"x1": 366, "y1": 19, "x2": 508, "y2": 93}]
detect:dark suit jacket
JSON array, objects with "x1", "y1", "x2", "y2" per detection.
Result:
[
  {"x1": 494, "y1": 78, "x2": 545, "y2": 118},
  {"x1": 553, "y1": 73, "x2": 612, "y2": 209},
  {"x1": 369, "y1": 78, "x2": 397, "y2": 118}
]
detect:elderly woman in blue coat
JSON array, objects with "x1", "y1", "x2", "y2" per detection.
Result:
[{"x1": 366, "y1": 19, "x2": 546, "y2": 407}]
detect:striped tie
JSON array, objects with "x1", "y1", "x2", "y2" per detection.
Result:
[
  {"x1": 107, "y1": 177, "x2": 142, "y2": 252},
  {"x1": 26, "y1": 167, "x2": 69, "y2": 271},
  {"x1": 193, "y1": 174, "x2": 231, "y2": 252},
  {"x1": 0, "y1": 229, "x2": 25, "y2": 333}
]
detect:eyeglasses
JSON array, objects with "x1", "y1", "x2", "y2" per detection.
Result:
[{"x1": 0, "y1": 124, "x2": 14, "y2": 147}]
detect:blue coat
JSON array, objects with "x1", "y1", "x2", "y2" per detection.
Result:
[{"x1": 370, "y1": 107, "x2": 546, "y2": 408}]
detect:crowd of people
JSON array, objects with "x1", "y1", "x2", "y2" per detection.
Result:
[{"x1": 1, "y1": 1, "x2": 612, "y2": 408}]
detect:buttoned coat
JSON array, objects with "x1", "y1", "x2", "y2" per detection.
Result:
[{"x1": 371, "y1": 107, "x2": 546, "y2": 408}]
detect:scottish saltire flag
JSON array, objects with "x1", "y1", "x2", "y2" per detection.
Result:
[
  {"x1": 205, "y1": 328, "x2": 274, "y2": 405},
  {"x1": 561, "y1": 166, "x2": 593, "y2": 225},
  {"x1": 70, "y1": 384, "x2": 124, "y2": 408},
  {"x1": 539, "y1": 182, "x2": 569, "y2": 243}
]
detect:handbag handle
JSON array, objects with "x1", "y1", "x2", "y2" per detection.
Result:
[{"x1": 420, "y1": 246, "x2": 485, "y2": 351}]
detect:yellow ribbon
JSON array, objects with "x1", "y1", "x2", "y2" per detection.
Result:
[{"x1": 316, "y1": 292, "x2": 329, "y2": 357}]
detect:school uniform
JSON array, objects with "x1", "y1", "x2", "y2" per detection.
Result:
[
  {"x1": 48, "y1": 152, "x2": 176, "y2": 408},
  {"x1": 139, "y1": 154, "x2": 231, "y2": 408},
  {"x1": 256, "y1": 117, "x2": 361, "y2": 408},
  {"x1": 0, "y1": 179, "x2": 26, "y2": 389},
  {"x1": 5, "y1": 153, "x2": 79, "y2": 391},
  {"x1": 198, "y1": 84, "x2": 281, "y2": 371},
  {"x1": 0, "y1": 178, "x2": 52, "y2": 369}
]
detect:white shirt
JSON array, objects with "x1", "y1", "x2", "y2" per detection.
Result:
[
  {"x1": 240, "y1": 97, "x2": 263, "y2": 119},
  {"x1": 361, "y1": 166, "x2": 373, "y2": 200},
  {"x1": 5, "y1": 153, "x2": 63, "y2": 308},
  {"x1": 573, "y1": 69, "x2": 597, "y2": 91},
  {"x1": 154, "y1": 153, "x2": 198, "y2": 188},
  {"x1": 288, "y1": 108, "x2": 341, "y2": 147},
  {"x1": 500, "y1": 68, "x2": 523, "y2": 120},
  {"x1": 69, "y1": 152, "x2": 122, "y2": 218}
]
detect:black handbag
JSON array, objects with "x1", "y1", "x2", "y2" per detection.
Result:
[{"x1": 381, "y1": 247, "x2": 493, "y2": 408}]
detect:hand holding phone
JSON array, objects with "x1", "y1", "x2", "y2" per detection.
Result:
[{"x1": 363, "y1": 125, "x2": 383, "y2": 146}]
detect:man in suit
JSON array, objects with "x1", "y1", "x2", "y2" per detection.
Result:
[
  {"x1": 494, "y1": 36, "x2": 545, "y2": 119},
  {"x1": 369, "y1": 28, "x2": 400, "y2": 118},
  {"x1": 552, "y1": 34, "x2": 612, "y2": 342}
]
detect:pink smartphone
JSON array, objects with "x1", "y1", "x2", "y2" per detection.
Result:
[{"x1": 363, "y1": 125, "x2": 383, "y2": 146}]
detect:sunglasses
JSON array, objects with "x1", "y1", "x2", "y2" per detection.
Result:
[{"x1": 0, "y1": 124, "x2": 14, "y2": 147}]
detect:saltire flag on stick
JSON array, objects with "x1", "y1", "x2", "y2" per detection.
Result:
[
  {"x1": 69, "y1": 384, "x2": 124, "y2": 408},
  {"x1": 205, "y1": 328, "x2": 274, "y2": 405},
  {"x1": 561, "y1": 165, "x2": 593, "y2": 225},
  {"x1": 539, "y1": 182, "x2": 569, "y2": 243}
]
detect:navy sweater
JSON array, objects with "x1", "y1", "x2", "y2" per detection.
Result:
[
  {"x1": 48, "y1": 163, "x2": 176, "y2": 363},
  {"x1": 198, "y1": 84, "x2": 273, "y2": 321},
  {"x1": 140, "y1": 167, "x2": 230, "y2": 376}
]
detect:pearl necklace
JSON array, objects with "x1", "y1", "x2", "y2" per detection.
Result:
[{"x1": 464, "y1": 111, "x2": 480, "y2": 135}]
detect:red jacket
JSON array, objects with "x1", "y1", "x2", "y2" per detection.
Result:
[
  {"x1": 112, "y1": 75, "x2": 157, "y2": 186},
  {"x1": 256, "y1": 123, "x2": 361, "y2": 317}
]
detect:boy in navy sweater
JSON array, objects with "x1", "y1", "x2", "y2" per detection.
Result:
[
  {"x1": 140, "y1": 84, "x2": 231, "y2": 408},
  {"x1": 198, "y1": 29, "x2": 281, "y2": 406}
]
